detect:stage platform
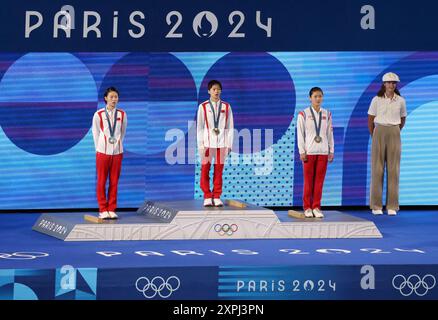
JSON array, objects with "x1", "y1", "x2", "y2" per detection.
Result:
[
  {"x1": 1, "y1": 208, "x2": 438, "y2": 300},
  {"x1": 32, "y1": 200, "x2": 382, "y2": 241}
]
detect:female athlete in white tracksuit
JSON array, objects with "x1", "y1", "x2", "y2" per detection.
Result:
[{"x1": 297, "y1": 87, "x2": 334, "y2": 218}]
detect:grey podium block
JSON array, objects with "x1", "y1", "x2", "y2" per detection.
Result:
[{"x1": 32, "y1": 200, "x2": 382, "y2": 241}]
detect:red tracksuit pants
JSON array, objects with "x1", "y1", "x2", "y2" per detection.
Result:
[
  {"x1": 200, "y1": 148, "x2": 227, "y2": 199},
  {"x1": 96, "y1": 152, "x2": 123, "y2": 212},
  {"x1": 303, "y1": 154, "x2": 328, "y2": 210}
]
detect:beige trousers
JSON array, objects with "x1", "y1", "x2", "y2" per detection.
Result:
[{"x1": 370, "y1": 125, "x2": 401, "y2": 210}]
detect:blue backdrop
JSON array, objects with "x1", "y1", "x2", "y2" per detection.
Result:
[
  {"x1": 0, "y1": 1, "x2": 437, "y2": 209},
  {"x1": 0, "y1": 51, "x2": 437, "y2": 208}
]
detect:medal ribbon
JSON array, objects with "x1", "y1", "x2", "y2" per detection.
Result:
[
  {"x1": 105, "y1": 107, "x2": 117, "y2": 139},
  {"x1": 209, "y1": 100, "x2": 222, "y2": 131},
  {"x1": 309, "y1": 106, "x2": 322, "y2": 138}
]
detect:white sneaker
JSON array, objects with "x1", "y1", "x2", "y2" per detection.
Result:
[
  {"x1": 372, "y1": 209, "x2": 383, "y2": 215},
  {"x1": 213, "y1": 199, "x2": 224, "y2": 207},
  {"x1": 203, "y1": 198, "x2": 213, "y2": 207},
  {"x1": 304, "y1": 209, "x2": 314, "y2": 218},
  {"x1": 98, "y1": 211, "x2": 110, "y2": 219},
  {"x1": 108, "y1": 211, "x2": 118, "y2": 219},
  {"x1": 387, "y1": 209, "x2": 397, "y2": 216},
  {"x1": 312, "y1": 208, "x2": 324, "y2": 218}
]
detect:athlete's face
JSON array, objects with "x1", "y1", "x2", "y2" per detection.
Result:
[
  {"x1": 309, "y1": 91, "x2": 323, "y2": 107},
  {"x1": 208, "y1": 84, "x2": 222, "y2": 101},
  {"x1": 105, "y1": 91, "x2": 119, "y2": 108}
]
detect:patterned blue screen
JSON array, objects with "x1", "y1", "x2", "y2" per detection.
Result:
[{"x1": 0, "y1": 52, "x2": 435, "y2": 209}]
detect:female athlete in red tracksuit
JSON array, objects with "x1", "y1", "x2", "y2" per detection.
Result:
[
  {"x1": 297, "y1": 87, "x2": 334, "y2": 218},
  {"x1": 92, "y1": 87, "x2": 128, "y2": 219},
  {"x1": 197, "y1": 80, "x2": 234, "y2": 207}
]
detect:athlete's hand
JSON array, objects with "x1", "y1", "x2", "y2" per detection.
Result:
[
  {"x1": 300, "y1": 153, "x2": 308, "y2": 162},
  {"x1": 328, "y1": 153, "x2": 334, "y2": 163}
]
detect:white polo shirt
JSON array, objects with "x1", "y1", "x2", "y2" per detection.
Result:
[
  {"x1": 368, "y1": 94, "x2": 407, "y2": 126},
  {"x1": 92, "y1": 107, "x2": 128, "y2": 155},
  {"x1": 197, "y1": 100, "x2": 234, "y2": 149},
  {"x1": 297, "y1": 106, "x2": 334, "y2": 155}
]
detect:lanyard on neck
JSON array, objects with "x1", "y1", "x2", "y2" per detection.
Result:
[
  {"x1": 105, "y1": 107, "x2": 117, "y2": 138},
  {"x1": 209, "y1": 100, "x2": 222, "y2": 130},
  {"x1": 309, "y1": 106, "x2": 322, "y2": 138}
]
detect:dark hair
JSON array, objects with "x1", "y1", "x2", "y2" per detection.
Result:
[
  {"x1": 208, "y1": 80, "x2": 222, "y2": 90},
  {"x1": 309, "y1": 87, "x2": 323, "y2": 97},
  {"x1": 104, "y1": 87, "x2": 119, "y2": 100},
  {"x1": 377, "y1": 84, "x2": 401, "y2": 97}
]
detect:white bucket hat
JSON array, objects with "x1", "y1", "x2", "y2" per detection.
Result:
[{"x1": 382, "y1": 72, "x2": 400, "y2": 82}]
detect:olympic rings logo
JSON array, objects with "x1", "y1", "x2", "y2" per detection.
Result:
[
  {"x1": 214, "y1": 223, "x2": 238, "y2": 236},
  {"x1": 392, "y1": 274, "x2": 436, "y2": 297},
  {"x1": 0, "y1": 252, "x2": 49, "y2": 260},
  {"x1": 135, "y1": 276, "x2": 181, "y2": 299}
]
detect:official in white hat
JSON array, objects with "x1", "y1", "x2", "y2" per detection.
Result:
[{"x1": 367, "y1": 72, "x2": 407, "y2": 216}]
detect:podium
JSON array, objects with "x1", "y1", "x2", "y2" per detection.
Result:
[{"x1": 33, "y1": 200, "x2": 382, "y2": 241}]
